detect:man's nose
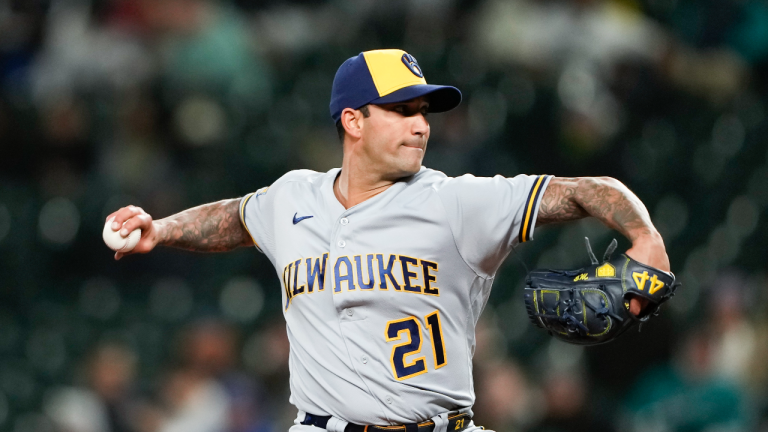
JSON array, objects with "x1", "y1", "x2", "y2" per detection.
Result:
[{"x1": 413, "y1": 114, "x2": 429, "y2": 136}]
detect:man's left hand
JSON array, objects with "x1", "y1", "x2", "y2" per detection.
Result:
[{"x1": 625, "y1": 232, "x2": 670, "y2": 315}]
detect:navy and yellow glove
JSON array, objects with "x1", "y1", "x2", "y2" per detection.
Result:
[{"x1": 524, "y1": 238, "x2": 679, "y2": 345}]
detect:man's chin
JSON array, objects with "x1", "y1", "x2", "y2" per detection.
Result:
[
  {"x1": 396, "y1": 162, "x2": 423, "y2": 179},
  {"x1": 382, "y1": 162, "x2": 422, "y2": 181}
]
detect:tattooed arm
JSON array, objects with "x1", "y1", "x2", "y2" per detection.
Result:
[
  {"x1": 106, "y1": 199, "x2": 253, "y2": 260},
  {"x1": 536, "y1": 177, "x2": 670, "y2": 314},
  {"x1": 538, "y1": 177, "x2": 658, "y2": 243}
]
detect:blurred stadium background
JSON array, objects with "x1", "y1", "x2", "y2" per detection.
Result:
[{"x1": 1, "y1": 0, "x2": 767, "y2": 431}]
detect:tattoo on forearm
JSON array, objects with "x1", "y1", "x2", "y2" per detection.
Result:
[
  {"x1": 536, "y1": 179, "x2": 589, "y2": 225},
  {"x1": 537, "y1": 177, "x2": 655, "y2": 241},
  {"x1": 156, "y1": 199, "x2": 253, "y2": 252}
]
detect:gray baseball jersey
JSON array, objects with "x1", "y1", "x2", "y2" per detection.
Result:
[{"x1": 240, "y1": 167, "x2": 552, "y2": 426}]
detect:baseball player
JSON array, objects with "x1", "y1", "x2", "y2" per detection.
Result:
[{"x1": 108, "y1": 49, "x2": 670, "y2": 432}]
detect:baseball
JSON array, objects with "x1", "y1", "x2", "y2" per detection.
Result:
[{"x1": 103, "y1": 217, "x2": 141, "y2": 252}]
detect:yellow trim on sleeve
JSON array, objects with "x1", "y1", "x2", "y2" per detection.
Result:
[
  {"x1": 239, "y1": 193, "x2": 260, "y2": 249},
  {"x1": 521, "y1": 176, "x2": 546, "y2": 242}
]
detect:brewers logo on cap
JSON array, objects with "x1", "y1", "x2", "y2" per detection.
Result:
[
  {"x1": 401, "y1": 53, "x2": 423, "y2": 78},
  {"x1": 329, "y1": 49, "x2": 462, "y2": 122}
]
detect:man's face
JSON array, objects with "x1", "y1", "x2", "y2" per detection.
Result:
[{"x1": 358, "y1": 96, "x2": 430, "y2": 179}]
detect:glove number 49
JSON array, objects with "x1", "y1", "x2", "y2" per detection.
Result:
[{"x1": 385, "y1": 310, "x2": 446, "y2": 381}]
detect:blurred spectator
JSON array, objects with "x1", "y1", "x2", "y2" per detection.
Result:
[
  {"x1": 114, "y1": 0, "x2": 273, "y2": 147},
  {"x1": 622, "y1": 328, "x2": 752, "y2": 432},
  {"x1": 44, "y1": 342, "x2": 140, "y2": 432},
  {"x1": 147, "y1": 0, "x2": 271, "y2": 101},
  {"x1": 472, "y1": 0, "x2": 749, "y2": 152},
  {"x1": 473, "y1": 0, "x2": 668, "y2": 148},
  {"x1": 153, "y1": 367, "x2": 229, "y2": 432},
  {"x1": 472, "y1": 314, "x2": 536, "y2": 431},
  {"x1": 706, "y1": 273, "x2": 759, "y2": 390},
  {"x1": 144, "y1": 319, "x2": 271, "y2": 432},
  {"x1": 529, "y1": 371, "x2": 614, "y2": 432},
  {"x1": 243, "y1": 321, "x2": 293, "y2": 431},
  {"x1": 30, "y1": 0, "x2": 153, "y2": 103},
  {"x1": 473, "y1": 359, "x2": 532, "y2": 432}
]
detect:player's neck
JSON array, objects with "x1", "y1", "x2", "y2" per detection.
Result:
[{"x1": 334, "y1": 161, "x2": 396, "y2": 209}]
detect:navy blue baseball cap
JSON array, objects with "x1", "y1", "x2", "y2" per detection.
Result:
[{"x1": 330, "y1": 49, "x2": 462, "y2": 122}]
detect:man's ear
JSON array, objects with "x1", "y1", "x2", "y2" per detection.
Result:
[{"x1": 341, "y1": 108, "x2": 364, "y2": 139}]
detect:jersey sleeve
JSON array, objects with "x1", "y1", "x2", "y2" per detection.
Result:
[
  {"x1": 435, "y1": 174, "x2": 553, "y2": 278},
  {"x1": 239, "y1": 186, "x2": 273, "y2": 255}
]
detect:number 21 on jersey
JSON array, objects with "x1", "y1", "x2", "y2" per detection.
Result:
[{"x1": 385, "y1": 310, "x2": 446, "y2": 381}]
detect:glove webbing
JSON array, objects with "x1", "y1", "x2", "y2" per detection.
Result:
[{"x1": 532, "y1": 287, "x2": 622, "y2": 336}]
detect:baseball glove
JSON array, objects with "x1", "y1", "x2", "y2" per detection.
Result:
[{"x1": 523, "y1": 238, "x2": 679, "y2": 345}]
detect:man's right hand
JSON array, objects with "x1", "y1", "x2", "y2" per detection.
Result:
[
  {"x1": 106, "y1": 206, "x2": 160, "y2": 260},
  {"x1": 106, "y1": 198, "x2": 252, "y2": 258}
]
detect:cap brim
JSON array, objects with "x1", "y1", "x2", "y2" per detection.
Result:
[{"x1": 370, "y1": 84, "x2": 462, "y2": 113}]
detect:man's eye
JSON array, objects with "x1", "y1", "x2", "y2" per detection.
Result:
[{"x1": 394, "y1": 106, "x2": 405, "y2": 113}]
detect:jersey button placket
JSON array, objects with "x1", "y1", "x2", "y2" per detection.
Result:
[{"x1": 331, "y1": 211, "x2": 351, "y2": 256}]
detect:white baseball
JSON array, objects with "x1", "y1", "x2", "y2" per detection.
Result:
[{"x1": 103, "y1": 217, "x2": 142, "y2": 252}]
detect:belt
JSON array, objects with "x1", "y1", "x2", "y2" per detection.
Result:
[{"x1": 301, "y1": 413, "x2": 472, "y2": 432}]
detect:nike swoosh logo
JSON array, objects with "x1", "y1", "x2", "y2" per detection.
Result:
[{"x1": 293, "y1": 213, "x2": 314, "y2": 225}]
